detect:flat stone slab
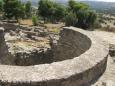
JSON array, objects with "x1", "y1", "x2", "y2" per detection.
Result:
[{"x1": 0, "y1": 27, "x2": 109, "y2": 86}]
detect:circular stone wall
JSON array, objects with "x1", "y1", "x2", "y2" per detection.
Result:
[
  {"x1": 0, "y1": 27, "x2": 109, "y2": 86},
  {"x1": 53, "y1": 28, "x2": 91, "y2": 61}
]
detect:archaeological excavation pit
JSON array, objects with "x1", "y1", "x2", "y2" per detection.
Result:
[{"x1": 0, "y1": 27, "x2": 109, "y2": 86}]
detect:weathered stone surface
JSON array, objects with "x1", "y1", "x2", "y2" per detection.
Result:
[
  {"x1": 0, "y1": 22, "x2": 19, "y2": 32},
  {"x1": 93, "y1": 31, "x2": 115, "y2": 57},
  {"x1": 0, "y1": 27, "x2": 109, "y2": 86},
  {"x1": 0, "y1": 27, "x2": 14, "y2": 65},
  {"x1": 53, "y1": 28, "x2": 91, "y2": 61},
  {"x1": 14, "y1": 49, "x2": 53, "y2": 66}
]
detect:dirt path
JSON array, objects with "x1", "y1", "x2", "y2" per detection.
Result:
[
  {"x1": 93, "y1": 31, "x2": 115, "y2": 45},
  {"x1": 92, "y1": 31, "x2": 115, "y2": 86}
]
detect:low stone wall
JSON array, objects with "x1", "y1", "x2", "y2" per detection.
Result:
[
  {"x1": 0, "y1": 27, "x2": 15, "y2": 65},
  {"x1": 0, "y1": 27, "x2": 109, "y2": 86},
  {"x1": 0, "y1": 22, "x2": 19, "y2": 32},
  {"x1": 14, "y1": 49, "x2": 53, "y2": 66}
]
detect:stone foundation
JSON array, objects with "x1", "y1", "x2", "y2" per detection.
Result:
[
  {"x1": 0, "y1": 27, "x2": 109, "y2": 86},
  {"x1": 14, "y1": 49, "x2": 53, "y2": 66}
]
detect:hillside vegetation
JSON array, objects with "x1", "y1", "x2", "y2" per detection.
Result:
[{"x1": 0, "y1": 0, "x2": 97, "y2": 30}]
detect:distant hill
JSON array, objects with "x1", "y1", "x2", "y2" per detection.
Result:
[
  {"x1": 21, "y1": 0, "x2": 69, "y2": 6},
  {"x1": 82, "y1": 1, "x2": 115, "y2": 14},
  {"x1": 21, "y1": 0, "x2": 38, "y2": 6}
]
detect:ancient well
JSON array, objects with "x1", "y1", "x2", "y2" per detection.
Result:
[{"x1": 0, "y1": 27, "x2": 109, "y2": 86}]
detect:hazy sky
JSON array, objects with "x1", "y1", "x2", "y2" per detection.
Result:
[
  {"x1": 81, "y1": 0, "x2": 115, "y2": 2},
  {"x1": 23, "y1": 0, "x2": 115, "y2": 3},
  {"x1": 61, "y1": 0, "x2": 115, "y2": 2}
]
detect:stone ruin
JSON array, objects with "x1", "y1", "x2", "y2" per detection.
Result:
[
  {"x1": 1, "y1": 22, "x2": 55, "y2": 66},
  {"x1": 0, "y1": 26, "x2": 109, "y2": 86}
]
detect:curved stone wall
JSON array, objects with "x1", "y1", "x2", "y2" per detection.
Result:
[
  {"x1": 53, "y1": 28, "x2": 91, "y2": 61},
  {"x1": 0, "y1": 27, "x2": 109, "y2": 86}
]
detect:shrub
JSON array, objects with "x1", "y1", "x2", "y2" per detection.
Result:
[
  {"x1": 38, "y1": 0, "x2": 67, "y2": 23},
  {"x1": 65, "y1": 12, "x2": 77, "y2": 26},
  {"x1": 93, "y1": 21, "x2": 102, "y2": 29},
  {"x1": 32, "y1": 15, "x2": 38, "y2": 26},
  {"x1": 66, "y1": 0, "x2": 97, "y2": 30}
]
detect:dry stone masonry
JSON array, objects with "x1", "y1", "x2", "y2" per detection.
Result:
[{"x1": 0, "y1": 27, "x2": 109, "y2": 86}]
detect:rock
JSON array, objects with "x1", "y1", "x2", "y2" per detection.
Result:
[
  {"x1": 102, "y1": 80, "x2": 114, "y2": 86},
  {"x1": 109, "y1": 44, "x2": 115, "y2": 57},
  {"x1": 106, "y1": 80, "x2": 114, "y2": 86},
  {"x1": 102, "y1": 82, "x2": 106, "y2": 86},
  {"x1": 19, "y1": 31, "x2": 27, "y2": 41},
  {"x1": 9, "y1": 30, "x2": 16, "y2": 36}
]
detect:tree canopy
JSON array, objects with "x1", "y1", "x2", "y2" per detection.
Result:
[
  {"x1": 3, "y1": 0, "x2": 25, "y2": 20},
  {"x1": 0, "y1": 1, "x2": 3, "y2": 12},
  {"x1": 38, "y1": 0, "x2": 66, "y2": 23},
  {"x1": 65, "y1": 0, "x2": 97, "y2": 29},
  {"x1": 25, "y1": 1, "x2": 31, "y2": 18}
]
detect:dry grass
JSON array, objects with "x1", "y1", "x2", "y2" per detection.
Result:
[
  {"x1": 98, "y1": 14, "x2": 115, "y2": 33},
  {"x1": 44, "y1": 23, "x2": 65, "y2": 34},
  {"x1": 8, "y1": 38, "x2": 50, "y2": 48},
  {"x1": 19, "y1": 19, "x2": 33, "y2": 26},
  {"x1": 19, "y1": 19, "x2": 65, "y2": 34}
]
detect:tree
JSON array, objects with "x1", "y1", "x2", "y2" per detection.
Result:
[
  {"x1": 67, "y1": 0, "x2": 97, "y2": 29},
  {"x1": 68, "y1": 0, "x2": 89, "y2": 13},
  {"x1": 3, "y1": 0, "x2": 25, "y2": 21},
  {"x1": 38, "y1": 0, "x2": 54, "y2": 22},
  {"x1": 38, "y1": 0, "x2": 66, "y2": 23},
  {"x1": 68, "y1": 0, "x2": 77, "y2": 12},
  {"x1": 25, "y1": 1, "x2": 31, "y2": 18},
  {"x1": 86, "y1": 11, "x2": 97, "y2": 28},
  {"x1": 0, "y1": 1, "x2": 3, "y2": 12},
  {"x1": 52, "y1": 3, "x2": 67, "y2": 22},
  {"x1": 19, "y1": 3, "x2": 25, "y2": 19}
]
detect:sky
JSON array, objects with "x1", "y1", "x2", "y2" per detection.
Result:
[
  {"x1": 81, "y1": 0, "x2": 115, "y2": 2},
  {"x1": 60, "y1": 0, "x2": 115, "y2": 2},
  {"x1": 22, "y1": 0, "x2": 115, "y2": 3}
]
